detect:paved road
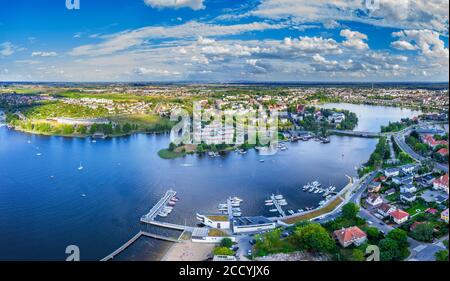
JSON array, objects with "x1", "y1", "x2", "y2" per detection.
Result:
[
  {"x1": 392, "y1": 127, "x2": 449, "y2": 173},
  {"x1": 408, "y1": 235, "x2": 449, "y2": 261},
  {"x1": 235, "y1": 235, "x2": 252, "y2": 261}
]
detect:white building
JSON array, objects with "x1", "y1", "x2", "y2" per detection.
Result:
[
  {"x1": 366, "y1": 194, "x2": 383, "y2": 206},
  {"x1": 384, "y1": 168, "x2": 400, "y2": 178},
  {"x1": 196, "y1": 214, "x2": 230, "y2": 229},
  {"x1": 231, "y1": 216, "x2": 276, "y2": 234}
]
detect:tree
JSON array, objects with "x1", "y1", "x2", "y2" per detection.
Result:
[
  {"x1": 379, "y1": 238, "x2": 400, "y2": 261},
  {"x1": 365, "y1": 227, "x2": 382, "y2": 242},
  {"x1": 169, "y1": 142, "x2": 176, "y2": 151},
  {"x1": 122, "y1": 123, "x2": 132, "y2": 134},
  {"x1": 342, "y1": 203, "x2": 360, "y2": 220},
  {"x1": 387, "y1": 228, "x2": 409, "y2": 248},
  {"x1": 290, "y1": 223, "x2": 336, "y2": 253},
  {"x1": 350, "y1": 249, "x2": 366, "y2": 261},
  {"x1": 411, "y1": 223, "x2": 434, "y2": 242},
  {"x1": 435, "y1": 250, "x2": 449, "y2": 261},
  {"x1": 219, "y1": 238, "x2": 233, "y2": 248},
  {"x1": 213, "y1": 247, "x2": 234, "y2": 256}
]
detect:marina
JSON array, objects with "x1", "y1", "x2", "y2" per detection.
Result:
[
  {"x1": 0, "y1": 103, "x2": 416, "y2": 260},
  {"x1": 267, "y1": 194, "x2": 286, "y2": 217},
  {"x1": 140, "y1": 190, "x2": 178, "y2": 223}
]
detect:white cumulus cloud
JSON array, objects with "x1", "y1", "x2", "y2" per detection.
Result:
[
  {"x1": 31, "y1": 51, "x2": 58, "y2": 57},
  {"x1": 340, "y1": 29, "x2": 369, "y2": 50},
  {"x1": 144, "y1": 0, "x2": 205, "y2": 10}
]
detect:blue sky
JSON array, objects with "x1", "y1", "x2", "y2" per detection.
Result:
[{"x1": 0, "y1": 0, "x2": 448, "y2": 82}]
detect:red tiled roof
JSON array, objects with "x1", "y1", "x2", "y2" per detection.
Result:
[
  {"x1": 410, "y1": 222, "x2": 425, "y2": 231},
  {"x1": 422, "y1": 135, "x2": 448, "y2": 147},
  {"x1": 390, "y1": 209, "x2": 409, "y2": 220},
  {"x1": 437, "y1": 148, "x2": 449, "y2": 156},
  {"x1": 334, "y1": 226, "x2": 367, "y2": 245},
  {"x1": 434, "y1": 174, "x2": 449, "y2": 188}
]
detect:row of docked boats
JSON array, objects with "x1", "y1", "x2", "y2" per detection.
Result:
[
  {"x1": 158, "y1": 196, "x2": 179, "y2": 217},
  {"x1": 301, "y1": 181, "x2": 336, "y2": 197},
  {"x1": 265, "y1": 194, "x2": 287, "y2": 213},
  {"x1": 217, "y1": 196, "x2": 244, "y2": 217},
  {"x1": 208, "y1": 151, "x2": 221, "y2": 158}
]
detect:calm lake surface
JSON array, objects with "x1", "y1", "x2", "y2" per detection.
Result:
[
  {"x1": 0, "y1": 104, "x2": 421, "y2": 260},
  {"x1": 320, "y1": 103, "x2": 422, "y2": 132}
]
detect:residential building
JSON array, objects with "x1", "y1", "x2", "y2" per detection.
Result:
[
  {"x1": 390, "y1": 209, "x2": 409, "y2": 224},
  {"x1": 416, "y1": 174, "x2": 436, "y2": 187},
  {"x1": 400, "y1": 183, "x2": 417, "y2": 194},
  {"x1": 421, "y1": 135, "x2": 448, "y2": 148},
  {"x1": 333, "y1": 226, "x2": 367, "y2": 248},
  {"x1": 433, "y1": 174, "x2": 449, "y2": 194},
  {"x1": 400, "y1": 192, "x2": 417, "y2": 203},
  {"x1": 366, "y1": 194, "x2": 383, "y2": 206},
  {"x1": 392, "y1": 175, "x2": 414, "y2": 185},
  {"x1": 410, "y1": 222, "x2": 425, "y2": 231},
  {"x1": 384, "y1": 188, "x2": 396, "y2": 196},
  {"x1": 384, "y1": 168, "x2": 400, "y2": 178},
  {"x1": 368, "y1": 181, "x2": 382, "y2": 193},
  {"x1": 437, "y1": 148, "x2": 449, "y2": 157},
  {"x1": 377, "y1": 203, "x2": 396, "y2": 218},
  {"x1": 400, "y1": 164, "x2": 417, "y2": 174},
  {"x1": 441, "y1": 209, "x2": 449, "y2": 223}
]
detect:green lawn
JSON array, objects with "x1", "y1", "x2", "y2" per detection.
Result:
[
  {"x1": 158, "y1": 149, "x2": 186, "y2": 159},
  {"x1": 406, "y1": 203, "x2": 428, "y2": 216}
]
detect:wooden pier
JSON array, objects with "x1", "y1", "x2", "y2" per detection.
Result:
[{"x1": 100, "y1": 231, "x2": 180, "y2": 261}]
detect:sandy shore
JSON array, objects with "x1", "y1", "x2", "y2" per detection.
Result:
[{"x1": 161, "y1": 241, "x2": 215, "y2": 261}]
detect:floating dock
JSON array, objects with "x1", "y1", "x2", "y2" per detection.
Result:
[
  {"x1": 140, "y1": 190, "x2": 192, "y2": 231},
  {"x1": 141, "y1": 190, "x2": 177, "y2": 222},
  {"x1": 270, "y1": 194, "x2": 286, "y2": 217}
]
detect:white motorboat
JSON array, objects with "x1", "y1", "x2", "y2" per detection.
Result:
[
  {"x1": 274, "y1": 194, "x2": 284, "y2": 200},
  {"x1": 269, "y1": 209, "x2": 278, "y2": 212},
  {"x1": 265, "y1": 201, "x2": 274, "y2": 206},
  {"x1": 78, "y1": 163, "x2": 84, "y2": 171},
  {"x1": 231, "y1": 197, "x2": 244, "y2": 203}
]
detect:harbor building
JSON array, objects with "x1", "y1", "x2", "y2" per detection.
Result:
[
  {"x1": 231, "y1": 216, "x2": 276, "y2": 234},
  {"x1": 196, "y1": 214, "x2": 230, "y2": 229}
]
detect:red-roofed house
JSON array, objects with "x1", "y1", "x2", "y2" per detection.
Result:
[
  {"x1": 433, "y1": 174, "x2": 449, "y2": 194},
  {"x1": 437, "y1": 148, "x2": 449, "y2": 157},
  {"x1": 422, "y1": 135, "x2": 448, "y2": 148},
  {"x1": 333, "y1": 226, "x2": 367, "y2": 248},
  {"x1": 410, "y1": 222, "x2": 425, "y2": 231},
  {"x1": 390, "y1": 209, "x2": 410, "y2": 224}
]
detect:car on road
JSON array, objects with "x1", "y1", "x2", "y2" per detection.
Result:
[
  {"x1": 247, "y1": 250, "x2": 252, "y2": 256},
  {"x1": 249, "y1": 239, "x2": 256, "y2": 245},
  {"x1": 230, "y1": 245, "x2": 239, "y2": 252},
  {"x1": 367, "y1": 220, "x2": 373, "y2": 225}
]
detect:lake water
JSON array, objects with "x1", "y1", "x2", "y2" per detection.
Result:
[
  {"x1": 0, "y1": 104, "x2": 420, "y2": 260},
  {"x1": 320, "y1": 103, "x2": 422, "y2": 132}
]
